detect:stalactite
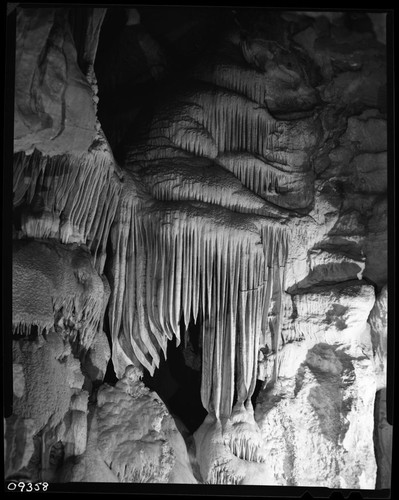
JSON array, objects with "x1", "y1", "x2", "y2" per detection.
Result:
[
  {"x1": 12, "y1": 323, "x2": 48, "y2": 338},
  {"x1": 136, "y1": 87, "x2": 276, "y2": 160},
  {"x1": 206, "y1": 465, "x2": 242, "y2": 485},
  {"x1": 13, "y1": 139, "x2": 122, "y2": 274},
  {"x1": 12, "y1": 290, "x2": 103, "y2": 349},
  {"x1": 50, "y1": 293, "x2": 104, "y2": 348},
  {"x1": 13, "y1": 238, "x2": 107, "y2": 352},
  {"x1": 226, "y1": 435, "x2": 266, "y2": 463},
  {"x1": 192, "y1": 59, "x2": 270, "y2": 107},
  {"x1": 127, "y1": 157, "x2": 293, "y2": 219},
  {"x1": 107, "y1": 32, "x2": 297, "y2": 419},
  {"x1": 125, "y1": 144, "x2": 194, "y2": 164},
  {"x1": 217, "y1": 152, "x2": 308, "y2": 203},
  {"x1": 110, "y1": 171, "x2": 290, "y2": 415}
]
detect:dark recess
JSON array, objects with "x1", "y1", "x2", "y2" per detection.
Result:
[{"x1": 143, "y1": 317, "x2": 207, "y2": 434}]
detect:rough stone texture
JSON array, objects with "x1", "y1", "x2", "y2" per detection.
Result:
[
  {"x1": 13, "y1": 239, "x2": 108, "y2": 349},
  {"x1": 255, "y1": 278, "x2": 378, "y2": 488},
  {"x1": 374, "y1": 389, "x2": 392, "y2": 489},
  {"x1": 256, "y1": 342, "x2": 377, "y2": 488},
  {"x1": 81, "y1": 329, "x2": 111, "y2": 384},
  {"x1": 58, "y1": 408, "x2": 120, "y2": 482},
  {"x1": 363, "y1": 198, "x2": 388, "y2": 288},
  {"x1": 7, "y1": 331, "x2": 87, "y2": 481},
  {"x1": 194, "y1": 406, "x2": 275, "y2": 485},
  {"x1": 283, "y1": 282, "x2": 376, "y2": 345},
  {"x1": 13, "y1": 131, "x2": 122, "y2": 274},
  {"x1": 14, "y1": 8, "x2": 97, "y2": 156},
  {"x1": 368, "y1": 287, "x2": 391, "y2": 489},
  {"x1": 4, "y1": 416, "x2": 36, "y2": 480},
  {"x1": 369, "y1": 286, "x2": 388, "y2": 390},
  {"x1": 10, "y1": 236, "x2": 110, "y2": 481},
  {"x1": 352, "y1": 152, "x2": 387, "y2": 194},
  {"x1": 12, "y1": 333, "x2": 84, "y2": 435},
  {"x1": 92, "y1": 366, "x2": 196, "y2": 483}
]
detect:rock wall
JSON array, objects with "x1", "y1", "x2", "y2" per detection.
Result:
[{"x1": 7, "y1": 7, "x2": 391, "y2": 490}]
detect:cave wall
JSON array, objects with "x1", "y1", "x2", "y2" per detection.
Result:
[{"x1": 6, "y1": 6, "x2": 391, "y2": 489}]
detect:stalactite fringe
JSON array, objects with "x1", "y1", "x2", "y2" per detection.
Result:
[
  {"x1": 109, "y1": 175, "x2": 290, "y2": 418},
  {"x1": 13, "y1": 142, "x2": 122, "y2": 274}
]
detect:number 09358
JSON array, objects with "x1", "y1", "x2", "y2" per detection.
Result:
[{"x1": 6, "y1": 481, "x2": 49, "y2": 492}]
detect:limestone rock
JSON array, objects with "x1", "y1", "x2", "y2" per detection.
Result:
[
  {"x1": 95, "y1": 366, "x2": 196, "y2": 483},
  {"x1": 363, "y1": 197, "x2": 388, "y2": 287},
  {"x1": 82, "y1": 329, "x2": 111, "y2": 383},
  {"x1": 12, "y1": 239, "x2": 108, "y2": 350},
  {"x1": 194, "y1": 407, "x2": 276, "y2": 485},
  {"x1": 256, "y1": 342, "x2": 377, "y2": 488},
  {"x1": 164, "y1": 416, "x2": 198, "y2": 483},
  {"x1": 306, "y1": 247, "x2": 366, "y2": 285},
  {"x1": 368, "y1": 285, "x2": 388, "y2": 389},
  {"x1": 284, "y1": 281, "x2": 376, "y2": 346},
  {"x1": 13, "y1": 363, "x2": 26, "y2": 398},
  {"x1": 341, "y1": 113, "x2": 387, "y2": 154},
  {"x1": 322, "y1": 67, "x2": 386, "y2": 112},
  {"x1": 374, "y1": 389, "x2": 392, "y2": 489},
  {"x1": 12, "y1": 333, "x2": 84, "y2": 436},
  {"x1": 4, "y1": 416, "x2": 36, "y2": 480},
  {"x1": 59, "y1": 408, "x2": 120, "y2": 483},
  {"x1": 368, "y1": 286, "x2": 391, "y2": 489},
  {"x1": 14, "y1": 8, "x2": 97, "y2": 156},
  {"x1": 350, "y1": 152, "x2": 387, "y2": 194},
  {"x1": 64, "y1": 409, "x2": 88, "y2": 458},
  {"x1": 13, "y1": 131, "x2": 122, "y2": 273},
  {"x1": 254, "y1": 280, "x2": 378, "y2": 488}
]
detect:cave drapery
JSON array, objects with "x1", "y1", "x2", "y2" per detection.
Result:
[{"x1": 6, "y1": 5, "x2": 391, "y2": 489}]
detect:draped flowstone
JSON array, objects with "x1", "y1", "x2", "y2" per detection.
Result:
[
  {"x1": 109, "y1": 174, "x2": 289, "y2": 419},
  {"x1": 13, "y1": 135, "x2": 121, "y2": 274}
]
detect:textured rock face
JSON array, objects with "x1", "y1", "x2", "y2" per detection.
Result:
[
  {"x1": 13, "y1": 239, "x2": 107, "y2": 347},
  {"x1": 8, "y1": 6, "x2": 390, "y2": 489},
  {"x1": 14, "y1": 8, "x2": 98, "y2": 156},
  {"x1": 63, "y1": 366, "x2": 196, "y2": 483},
  {"x1": 13, "y1": 132, "x2": 121, "y2": 274},
  {"x1": 256, "y1": 282, "x2": 378, "y2": 488},
  {"x1": 194, "y1": 406, "x2": 275, "y2": 485},
  {"x1": 8, "y1": 237, "x2": 110, "y2": 482},
  {"x1": 257, "y1": 344, "x2": 377, "y2": 488},
  {"x1": 6, "y1": 331, "x2": 88, "y2": 481},
  {"x1": 368, "y1": 287, "x2": 392, "y2": 489}
]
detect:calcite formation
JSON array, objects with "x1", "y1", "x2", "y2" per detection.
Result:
[{"x1": 7, "y1": 6, "x2": 390, "y2": 490}]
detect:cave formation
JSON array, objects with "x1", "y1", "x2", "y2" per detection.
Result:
[{"x1": 6, "y1": 5, "x2": 392, "y2": 490}]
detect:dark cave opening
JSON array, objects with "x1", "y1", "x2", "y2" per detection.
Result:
[
  {"x1": 143, "y1": 316, "x2": 207, "y2": 434},
  {"x1": 93, "y1": 6, "x2": 229, "y2": 159},
  {"x1": 13, "y1": 324, "x2": 39, "y2": 341},
  {"x1": 251, "y1": 378, "x2": 264, "y2": 408},
  {"x1": 101, "y1": 306, "x2": 207, "y2": 434}
]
